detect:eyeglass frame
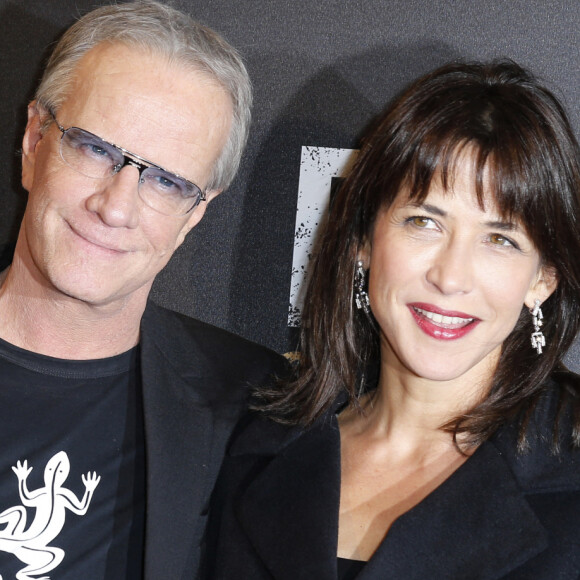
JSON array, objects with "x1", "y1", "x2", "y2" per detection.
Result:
[{"x1": 47, "y1": 110, "x2": 206, "y2": 216}]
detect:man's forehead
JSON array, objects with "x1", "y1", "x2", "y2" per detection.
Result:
[
  {"x1": 52, "y1": 41, "x2": 232, "y2": 189},
  {"x1": 67, "y1": 42, "x2": 223, "y2": 105},
  {"x1": 61, "y1": 42, "x2": 230, "y2": 140}
]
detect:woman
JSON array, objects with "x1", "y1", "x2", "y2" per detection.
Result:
[{"x1": 206, "y1": 60, "x2": 580, "y2": 579}]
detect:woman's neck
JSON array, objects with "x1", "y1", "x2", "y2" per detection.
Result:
[{"x1": 343, "y1": 349, "x2": 494, "y2": 453}]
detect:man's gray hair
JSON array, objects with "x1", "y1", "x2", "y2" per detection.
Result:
[{"x1": 35, "y1": 0, "x2": 252, "y2": 192}]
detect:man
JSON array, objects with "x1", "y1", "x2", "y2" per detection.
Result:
[{"x1": 0, "y1": 2, "x2": 283, "y2": 578}]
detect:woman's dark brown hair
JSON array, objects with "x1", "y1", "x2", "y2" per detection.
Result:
[{"x1": 258, "y1": 60, "x2": 580, "y2": 448}]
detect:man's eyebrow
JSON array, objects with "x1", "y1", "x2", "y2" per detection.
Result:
[{"x1": 410, "y1": 202, "x2": 520, "y2": 230}]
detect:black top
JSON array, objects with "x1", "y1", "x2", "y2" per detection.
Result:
[
  {"x1": 206, "y1": 373, "x2": 580, "y2": 579},
  {"x1": 0, "y1": 337, "x2": 145, "y2": 579},
  {"x1": 337, "y1": 557, "x2": 366, "y2": 579}
]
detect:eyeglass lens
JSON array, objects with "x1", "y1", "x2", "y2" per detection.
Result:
[{"x1": 59, "y1": 126, "x2": 202, "y2": 215}]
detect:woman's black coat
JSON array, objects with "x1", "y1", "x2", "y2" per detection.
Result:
[{"x1": 205, "y1": 377, "x2": 580, "y2": 579}]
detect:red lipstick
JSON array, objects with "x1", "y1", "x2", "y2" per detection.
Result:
[{"x1": 408, "y1": 302, "x2": 480, "y2": 340}]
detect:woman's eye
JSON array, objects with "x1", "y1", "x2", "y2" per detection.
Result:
[
  {"x1": 489, "y1": 233, "x2": 512, "y2": 246},
  {"x1": 408, "y1": 216, "x2": 435, "y2": 228}
]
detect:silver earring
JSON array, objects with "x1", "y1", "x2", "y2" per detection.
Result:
[
  {"x1": 354, "y1": 260, "x2": 370, "y2": 314},
  {"x1": 530, "y1": 299, "x2": 545, "y2": 355}
]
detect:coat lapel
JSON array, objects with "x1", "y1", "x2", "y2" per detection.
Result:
[
  {"x1": 359, "y1": 441, "x2": 548, "y2": 579},
  {"x1": 235, "y1": 414, "x2": 549, "y2": 580},
  {"x1": 236, "y1": 415, "x2": 342, "y2": 580},
  {"x1": 140, "y1": 304, "x2": 216, "y2": 580}
]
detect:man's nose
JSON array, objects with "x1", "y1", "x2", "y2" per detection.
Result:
[{"x1": 84, "y1": 164, "x2": 141, "y2": 229}]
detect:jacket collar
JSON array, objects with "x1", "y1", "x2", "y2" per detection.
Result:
[
  {"x1": 238, "y1": 416, "x2": 342, "y2": 580},
  {"x1": 361, "y1": 440, "x2": 547, "y2": 579},
  {"x1": 234, "y1": 412, "x2": 550, "y2": 580},
  {"x1": 140, "y1": 301, "x2": 217, "y2": 579}
]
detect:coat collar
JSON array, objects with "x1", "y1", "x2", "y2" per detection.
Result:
[
  {"x1": 140, "y1": 301, "x2": 218, "y2": 580},
  {"x1": 361, "y1": 440, "x2": 547, "y2": 579},
  {"x1": 238, "y1": 416, "x2": 342, "y2": 580},
  {"x1": 234, "y1": 412, "x2": 551, "y2": 580}
]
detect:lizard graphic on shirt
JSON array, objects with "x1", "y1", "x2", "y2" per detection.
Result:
[{"x1": 0, "y1": 451, "x2": 100, "y2": 580}]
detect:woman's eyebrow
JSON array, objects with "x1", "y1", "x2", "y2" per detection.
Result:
[
  {"x1": 483, "y1": 220, "x2": 519, "y2": 231},
  {"x1": 410, "y1": 203, "x2": 446, "y2": 216}
]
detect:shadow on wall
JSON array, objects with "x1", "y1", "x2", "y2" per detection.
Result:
[
  {"x1": 0, "y1": 2, "x2": 69, "y2": 248},
  {"x1": 228, "y1": 41, "x2": 461, "y2": 354}
]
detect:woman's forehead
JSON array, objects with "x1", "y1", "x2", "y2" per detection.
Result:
[{"x1": 401, "y1": 148, "x2": 524, "y2": 218}]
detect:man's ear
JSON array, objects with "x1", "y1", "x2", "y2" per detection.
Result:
[
  {"x1": 204, "y1": 188, "x2": 222, "y2": 204},
  {"x1": 524, "y1": 265, "x2": 558, "y2": 310},
  {"x1": 174, "y1": 188, "x2": 222, "y2": 248},
  {"x1": 21, "y1": 102, "x2": 44, "y2": 192},
  {"x1": 187, "y1": 188, "x2": 222, "y2": 227}
]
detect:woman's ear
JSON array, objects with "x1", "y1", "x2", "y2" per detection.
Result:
[
  {"x1": 524, "y1": 265, "x2": 558, "y2": 310},
  {"x1": 357, "y1": 238, "x2": 371, "y2": 269}
]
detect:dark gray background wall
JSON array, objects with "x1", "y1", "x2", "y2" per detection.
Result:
[{"x1": 0, "y1": 0, "x2": 579, "y2": 367}]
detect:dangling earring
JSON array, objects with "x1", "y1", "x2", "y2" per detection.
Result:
[
  {"x1": 530, "y1": 299, "x2": 546, "y2": 355},
  {"x1": 354, "y1": 260, "x2": 370, "y2": 315}
]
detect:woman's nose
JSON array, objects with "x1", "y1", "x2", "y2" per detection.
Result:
[{"x1": 425, "y1": 239, "x2": 474, "y2": 295}]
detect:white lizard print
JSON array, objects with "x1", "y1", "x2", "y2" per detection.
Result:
[{"x1": 0, "y1": 451, "x2": 100, "y2": 580}]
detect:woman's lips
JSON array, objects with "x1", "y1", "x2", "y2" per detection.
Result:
[{"x1": 408, "y1": 303, "x2": 480, "y2": 340}]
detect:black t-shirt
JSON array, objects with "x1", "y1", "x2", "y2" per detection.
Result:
[
  {"x1": 0, "y1": 337, "x2": 145, "y2": 579},
  {"x1": 337, "y1": 557, "x2": 366, "y2": 580}
]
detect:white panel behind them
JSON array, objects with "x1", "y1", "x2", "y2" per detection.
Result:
[{"x1": 288, "y1": 146, "x2": 357, "y2": 326}]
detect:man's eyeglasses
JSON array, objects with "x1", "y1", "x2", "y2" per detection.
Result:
[{"x1": 50, "y1": 113, "x2": 206, "y2": 216}]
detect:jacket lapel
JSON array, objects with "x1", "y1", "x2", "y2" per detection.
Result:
[
  {"x1": 140, "y1": 303, "x2": 215, "y2": 580},
  {"x1": 236, "y1": 415, "x2": 342, "y2": 580},
  {"x1": 359, "y1": 441, "x2": 548, "y2": 579},
  {"x1": 235, "y1": 414, "x2": 549, "y2": 580}
]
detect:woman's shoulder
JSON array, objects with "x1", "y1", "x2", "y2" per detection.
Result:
[{"x1": 490, "y1": 369, "x2": 580, "y2": 492}]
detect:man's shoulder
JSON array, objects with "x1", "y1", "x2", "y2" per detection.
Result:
[{"x1": 141, "y1": 300, "x2": 287, "y2": 384}]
